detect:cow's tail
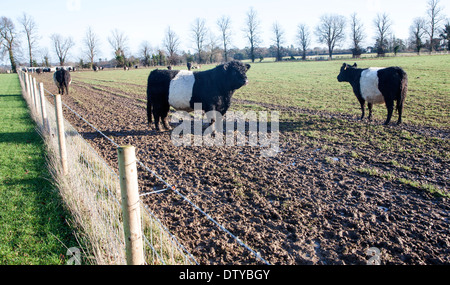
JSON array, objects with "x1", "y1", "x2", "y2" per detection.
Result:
[
  {"x1": 397, "y1": 68, "x2": 408, "y2": 113},
  {"x1": 146, "y1": 86, "x2": 152, "y2": 125},
  {"x1": 394, "y1": 67, "x2": 408, "y2": 124}
]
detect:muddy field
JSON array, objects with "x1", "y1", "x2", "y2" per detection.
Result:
[{"x1": 39, "y1": 70, "x2": 449, "y2": 265}]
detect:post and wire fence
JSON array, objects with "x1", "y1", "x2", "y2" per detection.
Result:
[{"x1": 17, "y1": 69, "x2": 270, "y2": 265}]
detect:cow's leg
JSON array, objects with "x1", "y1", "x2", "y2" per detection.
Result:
[
  {"x1": 147, "y1": 100, "x2": 153, "y2": 127},
  {"x1": 359, "y1": 99, "x2": 366, "y2": 120},
  {"x1": 384, "y1": 100, "x2": 394, "y2": 126},
  {"x1": 162, "y1": 114, "x2": 171, "y2": 130},
  {"x1": 205, "y1": 108, "x2": 216, "y2": 131},
  {"x1": 204, "y1": 106, "x2": 224, "y2": 134},
  {"x1": 396, "y1": 100, "x2": 403, "y2": 125},
  {"x1": 161, "y1": 103, "x2": 171, "y2": 130},
  {"x1": 153, "y1": 114, "x2": 161, "y2": 131},
  {"x1": 368, "y1": 103, "x2": 373, "y2": 121},
  {"x1": 152, "y1": 107, "x2": 162, "y2": 131}
]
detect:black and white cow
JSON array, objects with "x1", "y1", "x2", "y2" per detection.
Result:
[
  {"x1": 53, "y1": 68, "x2": 72, "y2": 95},
  {"x1": 337, "y1": 63, "x2": 408, "y2": 125},
  {"x1": 147, "y1": 60, "x2": 251, "y2": 131}
]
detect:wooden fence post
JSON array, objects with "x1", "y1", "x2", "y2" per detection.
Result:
[
  {"x1": 118, "y1": 146, "x2": 144, "y2": 265},
  {"x1": 25, "y1": 74, "x2": 31, "y2": 99},
  {"x1": 39, "y1": 82, "x2": 50, "y2": 134},
  {"x1": 29, "y1": 74, "x2": 35, "y2": 109},
  {"x1": 54, "y1": 94, "x2": 68, "y2": 176},
  {"x1": 32, "y1": 77, "x2": 38, "y2": 112}
]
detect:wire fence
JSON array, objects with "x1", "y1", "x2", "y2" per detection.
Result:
[{"x1": 17, "y1": 70, "x2": 270, "y2": 265}]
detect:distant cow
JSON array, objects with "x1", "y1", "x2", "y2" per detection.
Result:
[
  {"x1": 147, "y1": 60, "x2": 251, "y2": 131},
  {"x1": 337, "y1": 63, "x2": 408, "y2": 125},
  {"x1": 53, "y1": 68, "x2": 72, "y2": 95}
]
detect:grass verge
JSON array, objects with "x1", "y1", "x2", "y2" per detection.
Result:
[{"x1": 0, "y1": 74, "x2": 77, "y2": 265}]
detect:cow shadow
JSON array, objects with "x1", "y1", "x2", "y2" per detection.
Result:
[{"x1": 79, "y1": 129, "x2": 161, "y2": 143}]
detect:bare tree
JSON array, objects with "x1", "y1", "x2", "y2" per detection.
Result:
[
  {"x1": 51, "y1": 33, "x2": 75, "y2": 66},
  {"x1": 350, "y1": 13, "x2": 365, "y2": 58},
  {"x1": 140, "y1": 41, "x2": 152, "y2": 67},
  {"x1": 108, "y1": 29, "x2": 128, "y2": 67},
  {"x1": 425, "y1": 0, "x2": 444, "y2": 52},
  {"x1": 297, "y1": 23, "x2": 311, "y2": 60},
  {"x1": 0, "y1": 16, "x2": 19, "y2": 72},
  {"x1": 164, "y1": 26, "x2": 180, "y2": 65},
  {"x1": 272, "y1": 22, "x2": 285, "y2": 62},
  {"x1": 19, "y1": 13, "x2": 39, "y2": 67},
  {"x1": 40, "y1": 47, "x2": 50, "y2": 67},
  {"x1": 84, "y1": 26, "x2": 100, "y2": 68},
  {"x1": 244, "y1": 7, "x2": 262, "y2": 63},
  {"x1": 373, "y1": 13, "x2": 392, "y2": 56},
  {"x1": 315, "y1": 14, "x2": 346, "y2": 59},
  {"x1": 206, "y1": 31, "x2": 221, "y2": 63},
  {"x1": 217, "y1": 15, "x2": 232, "y2": 62},
  {"x1": 410, "y1": 17, "x2": 427, "y2": 54},
  {"x1": 191, "y1": 18, "x2": 208, "y2": 64}
]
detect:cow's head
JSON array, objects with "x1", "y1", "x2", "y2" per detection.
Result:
[
  {"x1": 223, "y1": 60, "x2": 251, "y2": 90},
  {"x1": 337, "y1": 63, "x2": 358, "y2": 82}
]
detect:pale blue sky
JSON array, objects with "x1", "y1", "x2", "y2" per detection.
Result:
[{"x1": 2, "y1": 0, "x2": 449, "y2": 64}]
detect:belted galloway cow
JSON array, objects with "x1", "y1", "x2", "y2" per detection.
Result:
[
  {"x1": 337, "y1": 63, "x2": 408, "y2": 125},
  {"x1": 147, "y1": 60, "x2": 251, "y2": 131},
  {"x1": 53, "y1": 68, "x2": 72, "y2": 95}
]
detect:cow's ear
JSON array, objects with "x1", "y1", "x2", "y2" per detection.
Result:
[
  {"x1": 223, "y1": 62, "x2": 229, "y2": 71},
  {"x1": 245, "y1": 64, "x2": 251, "y2": 71},
  {"x1": 353, "y1": 63, "x2": 357, "y2": 67}
]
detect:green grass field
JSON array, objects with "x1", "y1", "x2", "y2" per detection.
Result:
[{"x1": 0, "y1": 74, "x2": 77, "y2": 264}]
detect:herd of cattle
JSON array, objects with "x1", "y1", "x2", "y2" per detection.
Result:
[{"x1": 25, "y1": 60, "x2": 408, "y2": 128}]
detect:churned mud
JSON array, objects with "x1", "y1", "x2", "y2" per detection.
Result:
[{"x1": 39, "y1": 73, "x2": 449, "y2": 265}]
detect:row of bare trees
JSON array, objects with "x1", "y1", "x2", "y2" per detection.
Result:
[
  {"x1": 210, "y1": 0, "x2": 448, "y2": 62},
  {"x1": 237, "y1": 0, "x2": 447, "y2": 62},
  {"x1": 1, "y1": 0, "x2": 449, "y2": 71},
  {"x1": 0, "y1": 13, "x2": 75, "y2": 72},
  {"x1": 410, "y1": 0, "x2": 448, "y2": 53},
  {"x1": 305, "y1": 0, "x2": 448, "y2": 59}
]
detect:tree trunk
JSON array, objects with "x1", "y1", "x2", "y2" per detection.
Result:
[
  {"x1": 9, "y1": 48, "x2": 17, "y2": 73},
  {"x1": 250, "y1": 45, "x2": 255, "y2": 63}
]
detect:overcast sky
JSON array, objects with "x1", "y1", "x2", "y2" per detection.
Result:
[{"x1": 2, "y1": 0, "x2": 449, "y2": 64}]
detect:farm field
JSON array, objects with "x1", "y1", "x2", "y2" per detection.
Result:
[{"x1": 38, "y1": 55, "x2": 449, "y2": 265}]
